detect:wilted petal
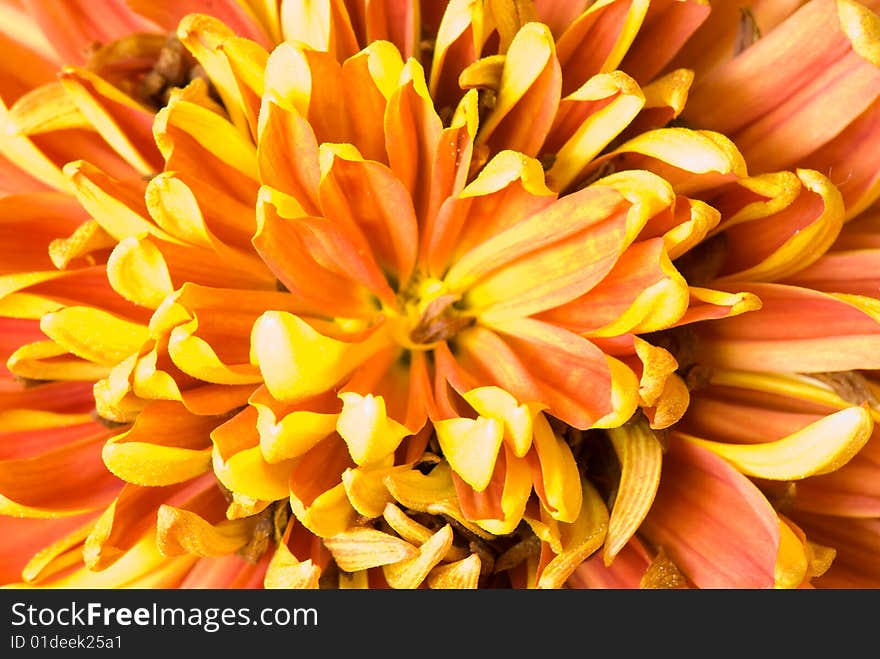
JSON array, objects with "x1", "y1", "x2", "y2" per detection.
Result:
[
  {"x1": 383, "y1": 524, "x2": 454, "y2": 589},
  {"x1": 323, "y1": 527, "x2": 418, "y2": 571},
  {"x1": 428, "y1": 553, "x2": 482, "y2": 589},
  {"x1": 534, "y1": 478, "x2": 609, "y2": 589},
  {"x1": 83, "y1": 476, "x2": 213, "y2": 570},
  {"x1": 604, "y1": 418, "x2": 663, "y2": 564}
]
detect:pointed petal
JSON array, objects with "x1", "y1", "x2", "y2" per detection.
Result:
[{"x1": 679, "y1": 405, "x2": 873, "y2": 481}]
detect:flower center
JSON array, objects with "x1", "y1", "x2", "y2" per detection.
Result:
[{"x1": 384, "y1": 276, "x2": 474, "y2": 351}]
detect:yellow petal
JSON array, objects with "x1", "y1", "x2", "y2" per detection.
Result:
[
  {"x1": 708, "y1": 369, "x2": 866, "y2": 418},
  {"x1": 279, "y1": 0, "x2": 359, "y2": 60},
  {"x1": 22, "y1": 520, "x2": 95, "y2": 583},
  {"x1": 662, "y1": 198, "x2": 720, "y2": 260},
  {"x1": 678, "y1": 405, "x2": 873, "y2": 480},
  {"x1": 633, "y1": 337, "x2": 678, "y2": 407},
  {"x1": 384, "y1": 464, "x2": 495, "y2": 540},
  {"x1": 641, "y1": 67, "x2": 693, "y2": 119},
  {"x1": 383, "y1": 524, "x2": 454, "y2": 589},
  {"x1": 212, "y1": 446, "x2": 292, "y2": 502},
  {"x1": 341, "y1": 466, "x2": 401, "y2": 519},
  {"x1": 63, "y1": 161, "x2": 169, "y2": 242},
  {"x1": 58, "y1": 66, "x2": 157, "y2": 176},
  {"x1": 604, "y1": 418, "x2": 663, "y2": 565},
  {"x1": 154, "y1": 97, "x2": 258, "y2": 181},
  {"x1": 532, "y1": 414, "x2": 582, "y2": 523},
  {"x1": 251, "y1": 311, "x2": 389, "y2": 402},
  {"x1": 434, "y1": 416, "x2": 504, "y2": 491},
  {"x1": 0, "y1": 409, "x2": 92, "y2": 432},
  {"x1": 546, "y1": 70, "x2": 646, "y2": 192},
  {"x1": 428, "y1": 553, "x2": 482, "y2": 589},
  {"x1": 591, "y1": 355, "x2": 640, "y2": 429},
  {"x1": 6, "y1": 80, "x2": 87, "y2": 135},
  {"x1": 471, "y1": 447, "x2": 534, "y2": 536},
  {"x1": 336, "y1": 392, "x2": 410, "y2": 466},
  {"x1": 100, "y1": 401, "x2": 215, "y2": 485},
  {"x1": 177, "y1": 13, "x2": 250, "y2": 134},
  {"x1": 646, "y1": 372, "x2": 690, "y2": 430},
  {"x1": 462, "y1": 386, "x2": 545, "y2": 457},
  {"x1": 774, "y1": 517, "x2": 809, "y2": 589},
  {"x1": 40, "y1": 306, "x2": 147, "y2": 366},
  {"x1": 488, "y1": 0, "x2": 538, "y2": 52},
  {"x1": 536, "y1": 478, "x2": 609, "y2": 589},
  {"x1": 7, "y1": 340, "x2": 110, "y2": 382},
  {"x1": 156, "y1": 505, "x2": 251, "y2": 557},
  {"x1": 106, "y1": 236, "x2": 174, "y2": 309},
  {"x1": 586, "y1": 248, "x2": 689, "y2": 337},
  {"x1": 168, "y1": 319, "x2": 263, "y2": 385},
  {"x1": 476, "y1": 21, "x2": 560, "y2": 156},
  {"x1": 254, "y1": 403, "x2": 338, "y2": 464},
  {"x1": 323, "y1": 527, "x2": 419, "y2": 572},
  {"x1": 289, "y1": 482, "x2": 357, "y2": 538},
  {"x1": 611, "y1": 127, "x2": 747, "y2": 194},
  {"x1": 264, "y1": 545, "x2": 321, "y2": 589},
  {"x1": 49, "y1": 220, "x2": 116, "y2": 270},
  {"x1": 102, "y1": 441, "x2": 212, "y2": 488}
]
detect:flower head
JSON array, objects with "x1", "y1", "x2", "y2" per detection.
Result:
[{"x1": 2, "y1": 0, "x2": 880, "y2": 589}]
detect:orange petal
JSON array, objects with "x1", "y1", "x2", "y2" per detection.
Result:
[
  {"x1": 641, "y1": 437, "x2": 779, "y2": 588},
  {"x1": 84, "y1": 475, "x2": 214, "y2": 570},
  {"x1": 317, "y1": 146, "x2": 418, "y2": 281},
  {"x1": 20, "y1": 0, "x2": 158, "y2": 65},
  {"x1": 618, "y1": 0, "x2": 710, "y2": 83},
  {"x1": 684, "y1": 0, "x2": 880, "y2": 174},
  {"x1": 555, "y1": 0, "x2": 650, "y2": 95},
  {"x1": 698, "y1": 283, "x2": 880, "y2": 372},
  {"x1": 793, "y1": 429, "x2": 880, "y2": 517},
  {"x1": 476, "y1": 22, "x2": 562, "y2": 157},
  {"x1": 568, "y1": 534, "x2": 651, "y2": 588},
  {"x1": 384, "y1": 58, "x2": 444, "y2": 223},
  {"x1": 0, "y1": 426, "x2": 121, "y2": 517}
]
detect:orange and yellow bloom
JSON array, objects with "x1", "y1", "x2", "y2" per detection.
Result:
[{"x1": 1, "y1": 0, "x2": 880, "y2": 589}]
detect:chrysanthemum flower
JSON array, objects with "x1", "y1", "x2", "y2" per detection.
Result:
[{"x1": 2, "y1": 0, "x2": 880, "y2": 589}]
